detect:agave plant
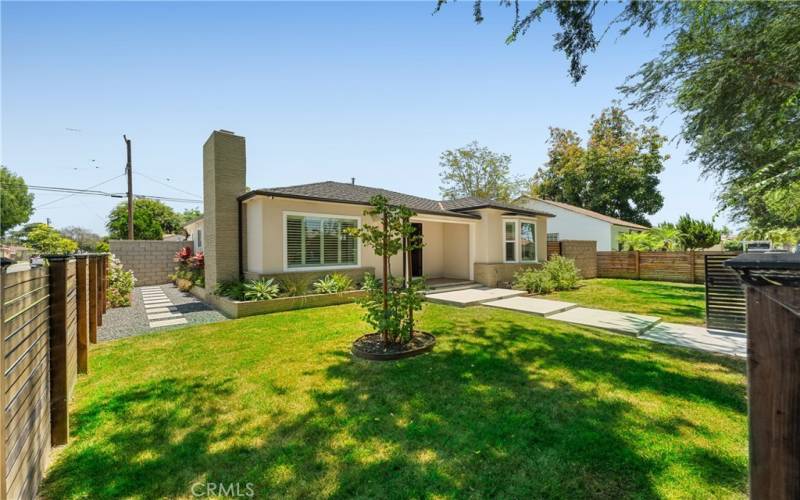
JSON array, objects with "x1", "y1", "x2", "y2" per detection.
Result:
[
  {"x1": 313, "y1": 273, "x2": 354, "y2": 294},
  {"x1": 243, "y1": 278, "x2": 280, "y2": 301}
]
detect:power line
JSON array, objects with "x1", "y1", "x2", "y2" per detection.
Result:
[
  {"x1": 134, "y1": 171, "x2": 201, "y2": 199},
  {"x1": 19, "y1": 183, "x2": 201, "y2": 204},
  {"x1": 33, "y1": 174, "x2": 125, "y2": 210}
]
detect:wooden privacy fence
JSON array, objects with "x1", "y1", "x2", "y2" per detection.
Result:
[
  {"x1": 597, "y1": 251, "x2": 740, "y2": 284},
  {"x1": 0, "y1": 254, "x2": 108, "y2": 500}
]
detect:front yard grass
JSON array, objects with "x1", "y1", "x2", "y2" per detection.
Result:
[
  {"x1": 43, "y1": 302, "x2": 745, "y2": 498},
  {"x1": 543, "y1": 278, "x2": 707, "y2": 325}
]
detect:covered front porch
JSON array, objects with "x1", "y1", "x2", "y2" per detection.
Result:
[{"x1": 408, "y1": 215, "x2": 475, "y2": 282}]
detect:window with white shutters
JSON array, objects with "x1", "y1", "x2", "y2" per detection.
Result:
[{"x1": 286, "y1": 215, "x2": 358, "y2": 268}]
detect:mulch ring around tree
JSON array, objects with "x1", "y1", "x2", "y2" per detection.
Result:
[{"x1": 351, "y1": 332, "x2": 436, "y2": 361}]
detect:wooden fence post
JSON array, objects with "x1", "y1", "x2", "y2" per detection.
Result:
[
  {"x1": 0, "y1": 262, "x2": 8, "y2": 499},
  {"x1": 88, "y1": 256, "x2": 98, "y2": 344},
  {"x1": 101, "y1": 254, "x2": 108, "y2": 315},
  {"x1": 47, "y1": 256, "x2": 76, "y2": 446},
  {"x1": 96, "y1": 255, "x2": 103, "y2": 328},
  {"x1": 726, "y1": 253, "x2": 800, "y2": 499},
  {"x1": 75, "y1": 256, "x2": 89, "y2": 373}
]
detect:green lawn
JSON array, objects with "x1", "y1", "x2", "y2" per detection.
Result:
[
  {"x1": 43, "y1": 303, "x2": 746, "y2": 499},
  {"x1": 543, "y1": 278, "x2": 707, "y2": 325}
]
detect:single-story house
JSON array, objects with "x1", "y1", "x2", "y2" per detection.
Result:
[
  {"x1": 191, "y1": 130, "x2": 554, "y2": 291},
  {"x1": 515, "y1": 196, "x2": 647, "y2": 251}
]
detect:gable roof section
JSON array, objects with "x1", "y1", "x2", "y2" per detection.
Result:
[
  {"x1": 518, "y1": 196, "x2": 648, "y2": 230},
  {"x1": 239, "y1": 181, "x2": 553, "y2": 220}
]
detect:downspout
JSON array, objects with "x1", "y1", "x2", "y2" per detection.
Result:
[{"x1": 238, "y1": 198, "x2": 244, "y2": 280}]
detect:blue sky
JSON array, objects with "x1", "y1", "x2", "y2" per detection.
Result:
[{"x1": 2, "y1": 1, "x2": 729, "y2": 235}]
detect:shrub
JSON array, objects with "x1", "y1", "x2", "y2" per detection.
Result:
[
  {"x1": 313, "y1": 273, "x2": 354, "y2": 294},
  {"x1": 513, "y1": 268, "x2": 555, "y2": 294},
  {"x1": 278, "y1": 273, "x2": 313, "y2": 297},
  {"x1": 107, "y1": 254, "x2": 136, "y2": 307},
  {"x1": 173, "y1": 246, "x2": 204, "y2": 290},
  {"x1": 544, "y1": 256, "x2": 581, "y2": 290},
  {"x1": 243, "y1": 278, "x2": 280, "y2": 301},
  {"x1": 513, "y1": 257, "x2": 581, "y2": 294},
  {"x1": 214, "y1": 280, "x2": 246, "y2": 301}
]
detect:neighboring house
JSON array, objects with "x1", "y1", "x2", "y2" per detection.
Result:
[
  {"x1": 182, "y1": 217, "x2": 204, "y2": 252},
  {"x1": 516, "y1": 196, "x2": 647, "y2": 251},
  {"x1": 197, "y1": 130, "x2": 554, "y2": 290}
]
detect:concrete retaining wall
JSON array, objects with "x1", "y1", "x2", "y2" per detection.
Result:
[
  {"x1": 191, "y1": 287, "x2": 364, "y2": 318},
  {"x1": 109, "y1": 240, "x2": 193, "y2": 286}
]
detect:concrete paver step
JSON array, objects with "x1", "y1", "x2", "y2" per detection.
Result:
[
  {"x1": 641, "y1": 322, "x2": 746, "y2": 358},
  {"x1": 548, "y1": 307, "x2": 661, "y2": 335},
  {"x1": 425, "y1": 288, "x2": 526, "y2": 307},
  {"x1": 484, "y1": 296, "x2": 578, "y2": 316}
]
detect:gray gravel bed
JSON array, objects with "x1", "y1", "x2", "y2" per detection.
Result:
[{"x1": 98, "y1": 284, "x2": 227, "y2": 342}]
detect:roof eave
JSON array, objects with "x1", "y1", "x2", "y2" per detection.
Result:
[
  {"x1": 238, "y1": 190, "x2": 481, "y2": 220},
  {"x1": 451, "y1": 204, "x2": 555, "y2": 218}
]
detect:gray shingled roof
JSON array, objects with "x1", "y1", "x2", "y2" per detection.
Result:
[{"x1": 239, "y1": 181, "x2": 554, "y2": 219}]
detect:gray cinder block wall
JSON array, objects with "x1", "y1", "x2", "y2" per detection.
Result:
[
  {"x1": 203, "y1": 130, "x2": 246, "y2": 291},
  {"x1": 109, "y1": 240, "x2": 193, "y2": 286}
]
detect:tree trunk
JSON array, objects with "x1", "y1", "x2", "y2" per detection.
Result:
[{"x1": 382, "y1": 212, "x2": 389, "y2": 343}]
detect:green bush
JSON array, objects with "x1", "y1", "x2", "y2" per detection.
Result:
[
  {"x1": 513, "y1": 268, "x2": 555, "y2": 294},
  {"x1": 244, "y1": 278, "x2": 280, "y2": 301},
  {"x1": 107, "y1": 255, "x2": 136, "y2": 307},
  {"x1": 278, "y1": 274, "x2": 313, "y2": 297},
  {"x1": 214, "y1": 280, "x2": 246, "y2": 301},
  {"x1": 513, "y1": 257, "x2": 581, "y2": 294},
  {"x1": 313, "y1": 273, "x2": 354, "y2": 294},
  {"x1": 544, "y1": 256, "x2": 581, "y2": 290}
]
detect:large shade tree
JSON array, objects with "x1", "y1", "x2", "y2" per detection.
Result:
[
  {"x1": 436, "y1": 1, "x2": 800, "y2": 228},
  {"x1": 0, "y1": 166, "x2": 35, "y2": 237},
  {"x1": 438, "y1": 141, "x2": 524, "y2": 201},
  {"x1": 533, "y1": 106, "x2": 667, "y2": 226},
  {"x1": 107, "y1": 198, "x2": 181, "y2": 240}
]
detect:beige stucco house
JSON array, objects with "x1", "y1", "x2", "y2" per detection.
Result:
[{"x1": 190, "y1": 130, "x2": 554, "y2": 291}]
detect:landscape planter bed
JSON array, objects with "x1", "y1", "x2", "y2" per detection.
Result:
[
  {"x1": 351, "y1": 332, "x2": 436, "y2": 361},
  {"x1": 189, "y1": 287, "x2": 365, "y2": 319}
]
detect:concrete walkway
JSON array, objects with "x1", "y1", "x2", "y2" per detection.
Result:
[{"x1": 426, "y1": 288, "x2": 745, "y2": 358}]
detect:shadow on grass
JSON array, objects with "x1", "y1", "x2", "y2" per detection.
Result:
[{"x1": 42, "y1": 314, "x2": 746, "y2": 498}]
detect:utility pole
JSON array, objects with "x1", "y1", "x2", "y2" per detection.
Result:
[{"x1": 124, "y1": 135, "x2": 134, "y2": 239}]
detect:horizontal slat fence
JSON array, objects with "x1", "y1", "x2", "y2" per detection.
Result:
[
  {"x1": 597, "y1": 251, "x2": 740, "y2": 284},
  {"x1": 705, "y1": 254, "x2": 746, "y2": 333},
  {"x1": 0, "y1": 254, "x2": 108, "y2": 499}
]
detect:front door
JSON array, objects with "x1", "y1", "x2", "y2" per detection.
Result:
[{"x1": 411, "y1": 223, "x2": 423, "y2": 277}]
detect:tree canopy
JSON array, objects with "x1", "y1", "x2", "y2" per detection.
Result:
[
  {"x1": 0, "y1": 166, "x2": 35, "y2": 237},
  {"x1": 107, "y1": 198, "x2": 181, "y2": 240},
  {"x1": 438, "y1": 1, "x2": 800, "y2": 229},
  {"x1": 533, "y1": 105, "x2": 667, "y2": 226},
  {"x1": 439, "y1": 141, "x2": 524, "y2": 201},
  {"x1": 59, "y1": 226, "x2": 102, "y2": 252},
  {"x1": 24, "y1": 224, "x2": 78, "y2": 254}
]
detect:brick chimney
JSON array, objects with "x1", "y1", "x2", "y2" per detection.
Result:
[{"x1": 203, "y1": 130, "x2": 246, "y2": 290}]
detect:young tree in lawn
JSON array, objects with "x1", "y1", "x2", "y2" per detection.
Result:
[
  {"x1": 676, "y1": 214, "x2": 721, "y2": 251},
  {"x1": 106, "y1": 198, "x2": 180, "y2": 240},
  {"x1": 0, "y1": 166, "x2": 35, "y2": 237},
  {"x1": 347, "y1": 195, "x2": 424, "y2": 344},
  {"x1": 534, "y1": 106, "x2": 667, "y2": 226},
  {"x1": 439, "y1": 141, "x2": 525, "y2": 201}
]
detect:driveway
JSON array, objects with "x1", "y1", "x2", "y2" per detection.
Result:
[{"x1": 98, "y1": 283, "x2": 227, "y2": 341}]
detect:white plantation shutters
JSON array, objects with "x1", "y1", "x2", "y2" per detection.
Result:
[{"x1": 286, "y1": 215, "x2": 358, "y2": 268}]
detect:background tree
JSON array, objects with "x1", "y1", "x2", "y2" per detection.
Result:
[
  {"x1": 676, "y1": 214, "x2": 721, "y2": 251},
  {"x1": 106, "y1": 198, "x2": 180, "y2": 240},
  {"x1": 533, "y1": 106, "x2": 667, "y2": 226},
  {"x1": 439, "y1": 141, "x2": 524, "y2": 201},
  {"x1": 59, "y1": 226, "x2": 102, "y2": 252},
  {"x1": 438, "y1": 1, "x2": 800, "y2": 229},
  {"x1": 178, "y1": 208, "x2": 202, "y2": 227},
  {"x1": 24, "y1": 223, "x2": 78, "y2": 254},
  {"x1": 0, "y1": 166, "x2": 35, "y2": 237}
]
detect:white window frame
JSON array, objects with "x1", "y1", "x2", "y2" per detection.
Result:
[
  {"x1": 283, "y1": 211, "x2": 362, "y2": 272},
  {"x1": 502, "y1": 217, "x2": 538, "y2": 263}
]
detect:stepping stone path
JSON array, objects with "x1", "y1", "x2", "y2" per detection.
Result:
[
  {"x1": 426, "y1": 288, "x2": 745, "y2": 357},
  {"x1": 140, "y1": 285, "x2": 187, "y2": 328}
]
